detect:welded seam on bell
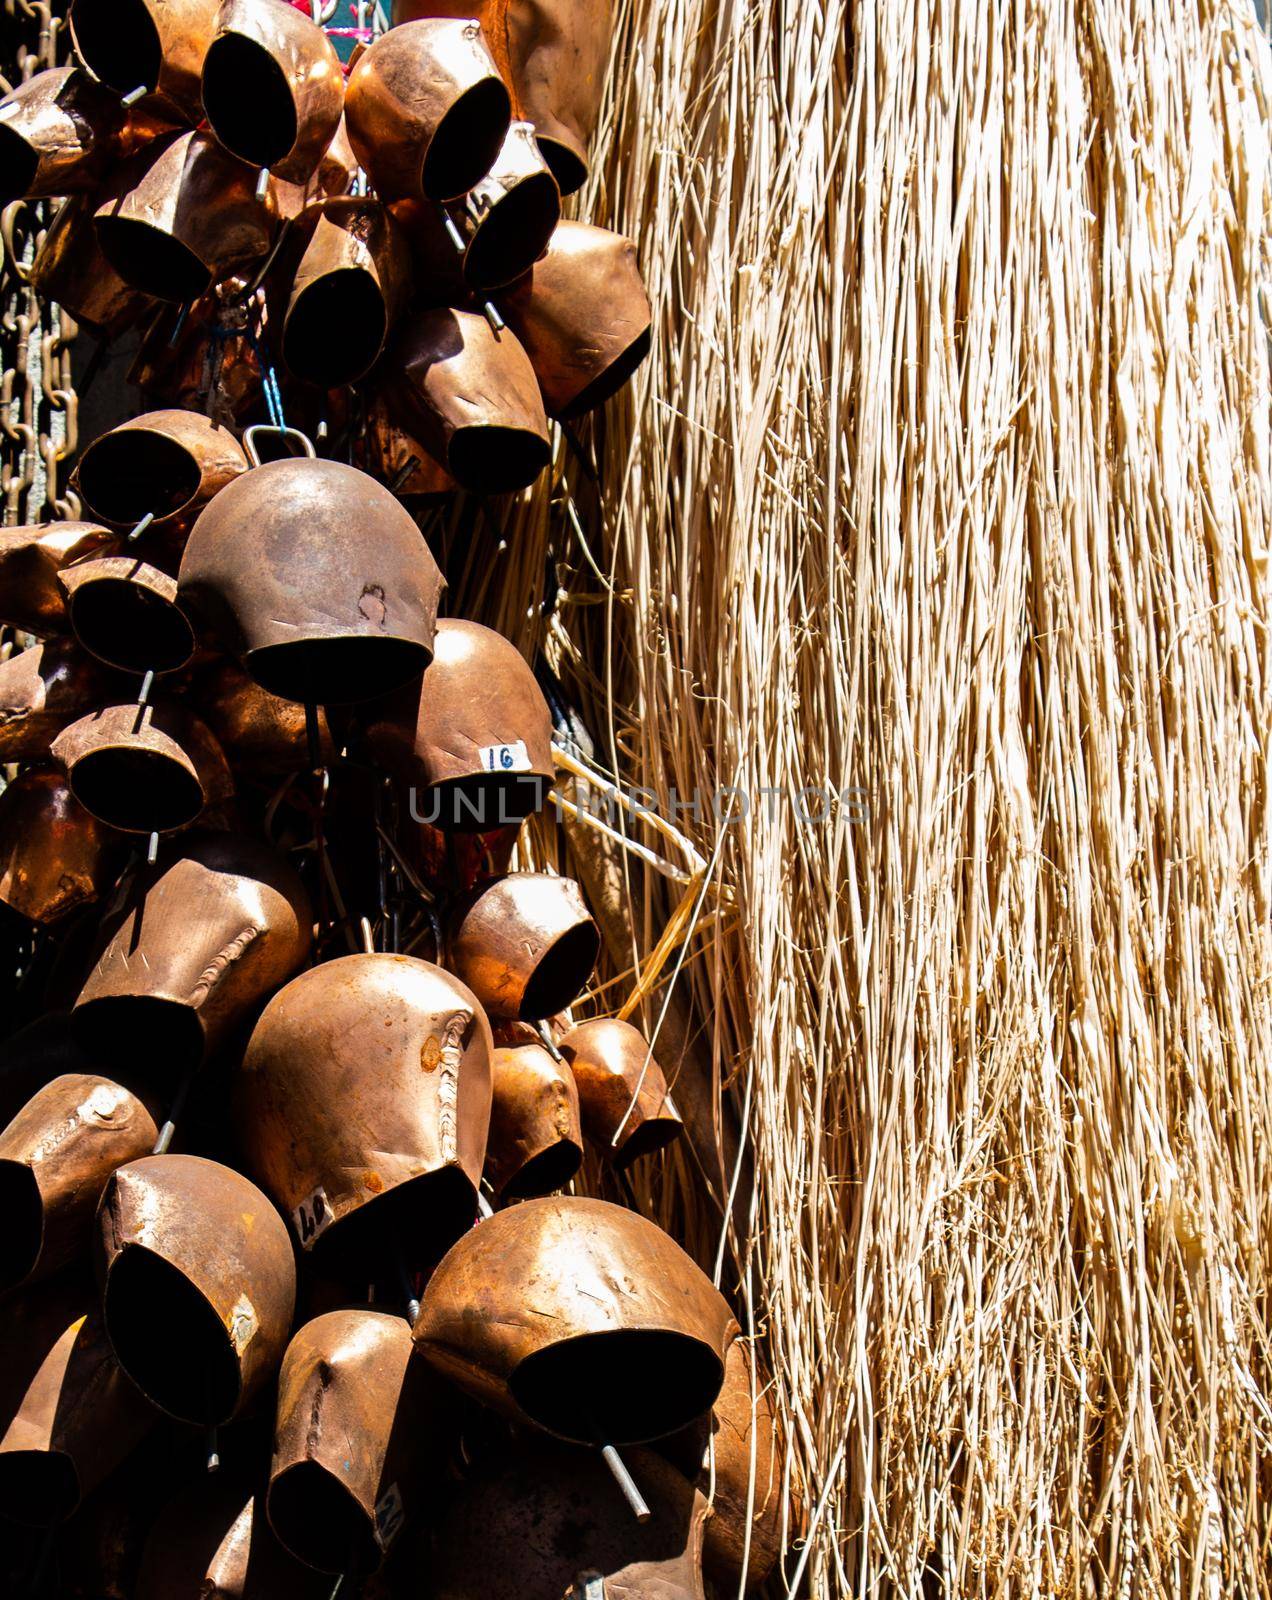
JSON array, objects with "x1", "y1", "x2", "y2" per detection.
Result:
[
  {"x1": 186, "y1": 924, "x2": 261, "y2": 1005},
  {"x1": 437, "y1": 1010, "x2": 469, "y2": 1164}
]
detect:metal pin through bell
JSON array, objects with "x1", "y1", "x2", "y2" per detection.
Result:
[
  {"x1": 484, "y1": 1022, "x2": 582, "y2": 1200},
  {"x1": 386, "y1": 306, "x2": 550, "y2": 494},
  {"x1": 0, "y1": 638, "x2": 118, "y2": 762},
  {"x1": 447, "y1": 871, "x2": 599, "y2": 1021},
  {"x1": 447, "y1": 119, "x2": 560, "y2": 292},
  {"x1": 559, "y1": 1017, "x2": 684, "y2": 1169},
  {"x1": 413, "y1": 1195, "x2": 738, "y2": 1444},
  {"x1": 345, "y1": 18, "x2": 511, "y2": 203},
  {"x1": 0, "y1": 767, "x2": 121, "y2": 927},
  {"x1": 0, "y1": 520, "x2": 116, "y2": 637},
  {"x1": 70, "y1": 0, "x2": 223, "y2": 125},
  {"x1": 0, "y1": 65, "x2": 123, "y2": 205},
  {"x1": 237, "y1": 953, "x2": 493, "y2": 1273},
  {"x1": 95, "y1": 1153, "x2": 297, "y2": 1425},
  {"x1": 178, "y1": 458, "x2": 444, "y2": 705}
]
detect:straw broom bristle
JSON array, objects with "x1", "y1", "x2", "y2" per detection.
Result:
[{"x1": 449, "y1": 0, "x2": 1272, "y2": 1592}]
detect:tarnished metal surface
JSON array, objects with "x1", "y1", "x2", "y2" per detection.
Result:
[
  {"x1": 237, "y1": 953, "x2": 492, "y2": 1270},
  {"x1": 0, "y1": 520, "x2": 115, "y2": 635},
  {"x1": 202, "y1": 0, "x2": 343, "y2": 182},
  {"x1": 344, "y1": 18, "x2": 510, "y2": 202},
  {"x1": 447, "y1": 870, "x2": 599, "y2": 1020},
  {"x1": 559, "y1": 1016, "x2": 683, "y2": 1169},
  {"x1": 0, "y1": 635, "x2": 117, "y2": 759},
  {"x1": 386, "y1": 305, "x2": 549, "y2": 494},
  {"x1": 0, "y1": 65, "x2": 123, "y2": 204},
  {"x1": 73, "y1": 829, "x2": 312, "y2": 1070},
  {"x1": 30, "y1": 192, "x2": 157, "y2": 339},
  {"x1": 273, "y1": 111, "x2": 358, "y2": 224},
  {"x1": 498, "y1": 219, "x2": 650, "y2": 418},
  {"x1": 697, "y1": 1339, "x2": 790, "y2": 1589},
  {"x1": 51, "y1": 699, "x2": 233, "y2": 834},
  {"x1": 359, "y1": 617, "x2": 554, "y2": 833},
  {"x1": 0, "y1": 764, "x2": 119, "y2": 924},
  {"x1": 95, "y1": 1153, "x2": 297, "y2": 1424},
  {"x1": 283, "y1": 199, "x2": 410, "y2": 388},
  {"x1": 178, "y1": 457, "x2": 444, "y2": 705},
  {"x1": 485, "y1": 1021, "x2": 581, "y2": 1199},
  {"x1": 72, "y1": 406, "x2": 248, "y2": 534},
  {"x1": 59, "y1": 552, "x2": 195, "y2": 675},
  {"x1": 0, "y1": 1274, "x2": 156, "y2": 1525},
  {"x1": 428, "y1": 1441, "x2": 709, "y2": 1600},
  {"x1": 136, "y1": 1473, "x2": 330, "y2": 1599},
  {"x1": 359, "y1": 393, "x2": 457, "y2": 496},
  {"x1": 450, "y1": 119, "x2": 558, "y2": 292},
  {"x1": 413, "y1": 1195, "x2": 738, "y2": 1444},
  {"x1": 269, "y1": 1309, "x2": 441, "y2": 1574},
  {"x1": 94, "y1": 130, "x2": 276, "y2": 304},
  {"x1": 70, "y1": 0, "x2": 222, "y2": 125},
  {"x1": 394, "y1": 0, "x2": 613, "y2": 195},
  {"x1": 192, "y1": 656, "x2": 336, "y2": 776},
  {"x1": 0, "y1": 1071, "x2": 159, "y2": 1290}
]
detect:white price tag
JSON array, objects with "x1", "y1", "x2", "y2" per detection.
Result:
[
  {"x1": 292, "y1": 1186, "x2": 334, "y2": 1247},
  {"x1": 478, "y1": 740, "x2": 532, "y2": 773}
]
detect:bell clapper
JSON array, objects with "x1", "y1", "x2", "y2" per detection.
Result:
[
  {"x1": 595, "y1": 1435, "x2": 651, "y2": 1523},
  {"x1": 167, "y1": 303, "x2": 191, "y2": 348},
  {"x1": 146, "y1": 830, "x2": 159, "y2": 866},
  {"x1": 476, "y1": 1191, "x2": 494, "y2": 1220},
  {"x1": 536, "y1": 1020, "x2": 567, "y2": 1065},
  {"x1": 127, "y1": 510, "x2": 155, "y2": 542},
  {"x1": 440, "y1": 207, "x2": 467, "y2": 255},
  {"x1": 390, "y1": 454, "x2": 420, "y2": 493},
  {"x1": 360, "y1": 915, "x2": 375, "y2": 955},
  {"x1": 483, "y1": 301, "x2": 505, "y2": 335},
  {"x1": 152, "y1": 1055, "x2": 199, "y2": 1156},
  {"x1": 121, "y1": 85, "x2": 148, "y2": 106},
  {"x1": 304, "y1": 702, "x2": 323, "y2": 771},
  {"x1": 255, "y1": 166, "x2": 271, "y2": 202},
  {"x1": 137, "y1": 669, "x2": 155, "y2": 708},
  {"x1": 205, "y1": 1373, "x2": 220, "y2": 1473},
  {"x1": 397, "y1": 1254, "x2": 420, "y2": 1324}
]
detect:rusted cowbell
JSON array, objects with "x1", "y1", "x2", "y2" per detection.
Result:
[
  {"x1": 178, "y1": 458, "x2": 444, "y2": 705},
  {"x1": 136, "y1": 1474, "x2": 331, "y2": 1600},
  {"x1": 70, "y1": 0, "x2": 222, "y2": 125},
  {"x1": 192, "y1": 657, "x2": 336, "y2": 778},
  {"x1": 59, "y1": 553, "x2": 196, "y2": 676},
  {"x1": 73, "y1": 408, "x2": 249, "y2": 538},
  {"x1": 0, "y1": 1073, "x2": 159, "y2": 1292},
  {"x1": 387, "y1": 306, "x2": 550, "y2": 494},
  {"x1": 0, "y1": 637, "x2": 118, "y2": 761},
  {"x1": 0, "y1": 65, "x2": 123, "y2": 206},
  {"x1": 0, "y1": 1276, "x2": 157, "y2": 1527},
  {"x1": 559, "y1": 1016, "x2": 684, "y2": 1169},
  {"x1": 95, "y1": 1154, "x2": 296, "y2": 1425},
  {"x1": 201, "y1": 0, "x2": 343, "y2": 182},
  {"x1": 72, "y1": 831, "x2": 312, "y2": 1072},
  {"x1": 447, "y1": 871, "x2": 599, "y2": 1021},
  {"x1": 361, "y1": 618, "x2": 554, "y2": 833},
  {"x1": 396, "y1": 0, "x2": 613, "y2": 196},
  {"x1": 31, "y1": 195, "x2": 157, "y2": 340},
  {"x1": 499, "y1": 220, "x2": 651, "y2": 417},
  {"x1": 484, "y1": 1023, "x2": 582, "y2": 1200},
  {"x1": 413, "y1": 1195, "x2": 738, "y2": 1444},
  {"x1": 428, "y1": 1442, "x2": 710, "y2": 1600},
  {"x1": 344, "y1": 18, "x2": 511, "y2": 203},
  {"x1": 0, "y1": 519, "x2": 115, "y2": 636},
  {"x1": 449, "y1": 120, "x2": 559, "y2": 292},
  {"x1": 237, "y1": 954, "x2": 493, "y2": 1273},
  {"x1": 282, "y1": 200, "x2": 411, "y2": 389},
  {"x1": 95, "y1": 130, "x2": 276, "y2": 303},
  {"x1": 0, "y1": 767, "x2": 120, "y2": 926},
  {"x1": 268, "y1": 1311, "x2": 441, "y2": 1574},
  {"x1": 359, "y1": 393, "x2": 457, "y2": 497},
  {"x1": 51, "y1": 700, "x2": 233, "y2": 835}
]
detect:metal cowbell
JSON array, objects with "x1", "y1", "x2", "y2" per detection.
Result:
[
  {"x1": 484, "y1": 1022, "x2": 582, "y2": 1201},
  {"x1": 448, "y1": 120, "x2": 559, "y2": 292},
  {"x1": 72, "y1": 406, "x2": 249, "y2": 538},
  {"x1": 558, "y1": 1017, "x2": 684, "y2": 1169},
  {"x1": 31, "y1": 196, "x2": 157, "y2": 340},
  {"x1": 70, "y1": 0, "x2": 223, "y2": 126},
  {"x1": 0, "y1": 638, "x2": 119, "y2": 762},
  {"x1": 59, "y1": 554, "x2": 196, "y2": 677},
  {"x1": 0, "y1": 767, "x2": 121, "y2": 927},
  {"x1": 0, "y1": 520, "x2": 116, "y2": 637},
  {"x1": 0, "y1": 65, "x2": 124, "y2": 205},
  {"x1": 446, "y1": 871, "x2": 599, "y2": 1022},
  {"x1": 192, "y1": 658, "x2": 336, "y2": 778}
]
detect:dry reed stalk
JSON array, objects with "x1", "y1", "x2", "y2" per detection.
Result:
[{"x1": 447, "y1": 0, "x2": 1272, "y2": 1593}]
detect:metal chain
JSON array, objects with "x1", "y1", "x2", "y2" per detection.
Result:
[{"x1": 1, "y1": 0, "x2": 77, "y2": 528}]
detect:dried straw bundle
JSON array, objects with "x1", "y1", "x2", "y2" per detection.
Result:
[{"x1": 446, "y1": 0, "x2": 1272, "y2": 1594}]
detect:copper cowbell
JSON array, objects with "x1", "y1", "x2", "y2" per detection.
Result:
[
  {"x1": 236, "y1": 954, "x2": 493, "y2": 1274},
  {"x1": 0, "y1": 65, "x2": 123, "y2": 205},
  {"x1": 413, "y1": 1195, "x2": 738, "y2": 1445},
  {"x1": 31, "y1": 195, "x2": 157, "y2": 340},
  {"x1": 498, "y1": 219, "x2": 651, "y2": 417},
  {"x1": 446, "y1": 871, "x2": 599, "y2": 1021},
  {"x1": 0, "y1": 1274, "x2": 157, "y2": 1527},
  {"x1": 448, "y1": 119, "x2": 560, "y2": 292},
  {"x1": 192, "y1": 657, "x2": 336, "y2": 778},
  {"x1": 179, "y1": 458, "x2": 444, "y2": 705},
  {"x1": 282, "y1": 199, "x2": 411, "y2": 388},
  {"x1": 95, "y1": 1153, "x2": 297, "y2": 1425},
  {"x1": 484, "y1": 1022, "x2": 582, "y2": 1200},
  {"x1": 428, "y1": 1441, "x2": 710, "y2": 1600},
  {"x1": 72, "y1": 407, "x2": 249, "y2": 539},
  {"x1": 70, "y1": 0, "x2": 222, "y2": 125},
  {"x1": 360, "y1": 617, "x2": 554, "y2": 833},
  {"x1": 0, "y1": 637, "x2": 119, "y2": 762},
  {"x1": 72, "y1": 830, "x2": 312, "y2": 1073},
  {"x1": 0, "y1": 1072, "x2": 159, "y2": 1292},
  {"x1": 0, "y1": 766, "x2": 121, "y2": 927},
  {"x1": 268, "y1": 1310, "x2": 444, "y2": 1574},
  {"x1": 0, "y1": 519, "x2": 115, "y2": 636},
  {"x1": 558, "y1": 1016, "x2": 684, "y2": 1169},
  {"x1": 344, "y1": 18, "x2": 511, "y2": 203},
  {"x1": 201, "y1": 0, "x2": 343, "y2": 183},
  {"x1": 386, "y1": 306, "x2": 550, "y2": 494},
  {"x1": 58, "y1": 553, "x2": 197, "y2": 677},
  {"x1": 51, "y1": 699, "x2": 233, "y2": 836},
  {"x1": 94, "y1": 130, "x2": 276, "y2": 303}
]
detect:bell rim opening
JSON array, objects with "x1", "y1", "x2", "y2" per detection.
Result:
[
  {"x1": 70, "y1": 0, "x2": 161, "y2": 98},
  {"x1": 267, "y1": 1461, "x2": 381, "y2": 1576},
  {"x1": 498, "y1": 1136, "x2": 583, "y2": 1202},
  {"x1": 557, "y1": 326, "x2": 653, "y2": 421},
  {"x1": 68, "y1": 577, "x2": 196, "y2": 675},
  {"x1": 508, "y1": 1328, "x2": 725, "y2": 1445},
  {"x1": 421, "y1": 76, "x2": 511, "y2": 202},
  {"x1": 0, "y1": 127, "x2": 39, "y2": 210},
  {"x1": 447, "y1": 423, "x2": 550, "y2": 496},
  {"x1": 308, "y1": 1164, "x2": 478, "y2": 1278},
  {"x1": 76, "y1": 427, "x2": 203, "y2": 529},
  {"x1": 68, "y1": 743, "x2": 205, "y2": 834},
  {"x1": 246, "y1": 635, "x2": 431, "y2": 707},
  {"x1": 534, "y1": 133, "x2": 588, "y2": 198},
  {"x1": 94, "y1": 215, "x2": 212, "y2": 305},
  {"x1": 0, "y1": 1158, "x2": 45, "y2": 1292},
  {"x1": 612, "y1": 1114, "x2": 684, "y2": 1170},
  {"x1": 517, "y1": 919, "x2": 600, "y2": 1022},
  {"x1": 201, "y1": 30, "x2": 300, "y2": 173},
  {"x1": 283, "y1": 266, "x2": 388, "y2": 388},
  {"x1": 71, "y1": 994, "x2": 206, "y2": 1077},
  {"x1": 0, "y1": 1447, "x2": 81, "y2": 1527},
  {"x1": 102, "y1": 1241, "x2": 244, "y2": 1424},
  {"x1": 462, "y1": 173, "x2": 561, "y2": 292}
]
